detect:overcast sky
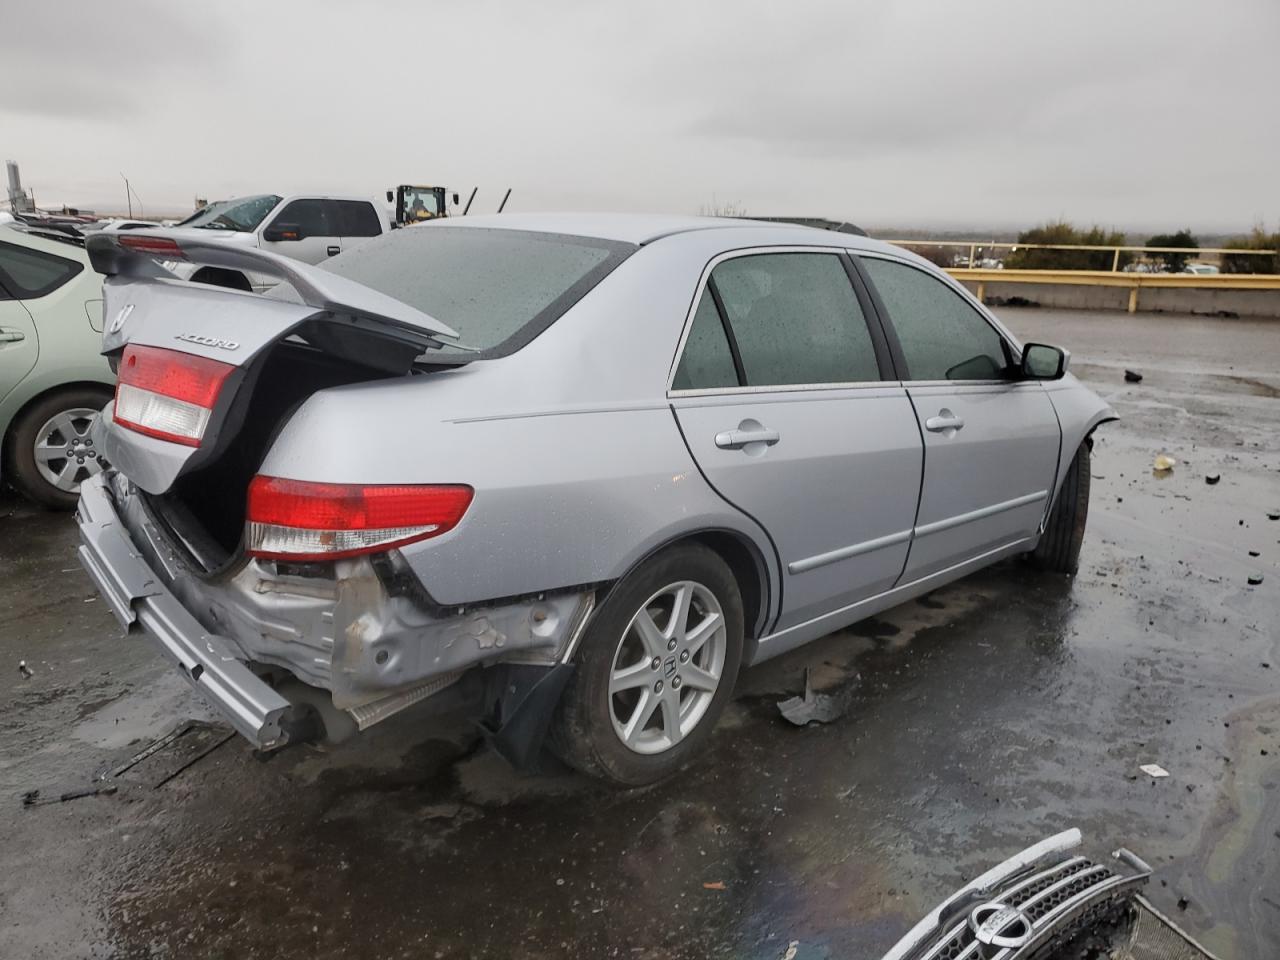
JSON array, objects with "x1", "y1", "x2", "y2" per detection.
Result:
[{"x1": 2, "y1": 0, "x2": 1276, "y2": 232}]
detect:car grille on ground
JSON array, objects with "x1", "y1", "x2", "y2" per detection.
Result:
[
  {"x1": 915, "y1": 856, "x2": 1137, "y2": 960},
  {"x1": 880, "y1": 830, "x2": 1220, "y2": 960}
]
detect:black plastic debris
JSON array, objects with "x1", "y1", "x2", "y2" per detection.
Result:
[
  {"x1": 104, "y1": 720, "x2": 234, "y2": 787},
  {"x1": 778, "y1": 667, "x2": 857, "y2": 726},
  {"x1": 1125, "y1": 369, "x2": 1144, "y2": 383},
  {"x1": 22, "y1": 783, "x2": 117, "y2": 807},
  {"x1": 21, "y1": 721, "x2": 235, "y2": 810},
  {"x1": 1205, "y1": 474, "x2": 1220, "y2": 485}
]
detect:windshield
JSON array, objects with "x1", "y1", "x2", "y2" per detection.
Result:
[
  {"x1": 177, "y1": 195, "x2": 282, "y2": 232},
  {"x1": 320, "y1": 226, "x2": 634, "y2": 357},
  {"x1": 403, "y1": 187, "x2": 442, "y2": 222}
]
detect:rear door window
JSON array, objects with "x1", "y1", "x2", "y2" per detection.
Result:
[
  {"x1": 860, "y1": 257, "x2": 1011, "y2": 381},
  {"x1": 709, "y1": 253, "x2": 881, "y2": 387},
  {"x1": 0, "y1": 241, "x2": 84, "y2": 299},
  {"x1": 333, "y1": 200, "x2": 382, "y2": 238}
]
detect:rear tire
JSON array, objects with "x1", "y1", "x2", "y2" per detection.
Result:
[
  {"x1": 4, "y1": 387, "x2": 112, "y2": 510},
  {"x1": 1030, "y1": 441, "x2": 1091, "y2": 574},
  {"x1": 549, "y1": 543, "x2": 744, "y2": 786}
]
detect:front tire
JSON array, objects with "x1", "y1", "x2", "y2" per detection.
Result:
[
  {"x1": 1030, "y1": 441, "x2": 1091, "y2": 574},
  {"x1": 549, "y1": 543, "x2": 744, "y2": 786},
  {"x1": 5, "y1": 388, "x2": 112, "y2": 510}
]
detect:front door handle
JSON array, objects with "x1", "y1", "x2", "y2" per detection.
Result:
[
  {"x1": 715, "y1": 426, "x2": 780, "y2": 450},
  {"x1": 0, "y1": 329, "x2": 25, "y2": 343},
  {"x1": 925, "y1": 409, "x2": 965, "y2": 434},
  {"x1": 326, "y1": 245, "x2": 341, "y2": 257}
]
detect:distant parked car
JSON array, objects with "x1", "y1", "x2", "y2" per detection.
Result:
[
  {"x1": 159, "y1": 193, "x2": 391, "y2": 292},
  {"x1": 0, "y1": 226, "x2": 113, "y2": 508},
  {"x1": 1182, "y1": 262, "x2": 1219, "y2": 275},
  {"x1": 85, "y1": 219, "x2": 162, "y2": 233},
  {"x1": 78, "y1": 215, "x2": 1113, "y2": 786}
]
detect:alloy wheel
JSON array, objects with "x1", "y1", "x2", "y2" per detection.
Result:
[
  {"x1": 608, "y1": 580, "x2": 727, "y2": 755},
  {"x1": 32, "y1": 407, "x2": 105, "y2": 494}
]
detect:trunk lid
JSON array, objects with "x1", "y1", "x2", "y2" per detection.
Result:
[{"x1": 87, "y1": 232, "x2": 458, "y2": 496}]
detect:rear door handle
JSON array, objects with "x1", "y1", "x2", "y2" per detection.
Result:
[
  {"x1": 326, "y1": 245, "x2": 341, "y2": 257},
  {"x1": 925, "y1": 410, "x2": 965, "y2": 434},
  {"x1": 0, "y1": 329, "x2": 25, "y2": 343},
  {"x1": 715, "y1": 427, "x2": 780, "y2": 450}
]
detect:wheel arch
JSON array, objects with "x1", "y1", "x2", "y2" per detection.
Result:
[
  {"x1": 597, "y1": 526, "x2": 775, "y2": 656},
  {"x1": 1041, "y1": 381, "x2": 1116, "y2": 525},
  {"x1": 0, "y1": 379, "x2": 114, "y2": 493},
  {"x1": 2, "y1": 378, "x2": 115, "y2": 454},
  {"x1": 687, "y1": 529, "x2": 771, "y2": 647}
]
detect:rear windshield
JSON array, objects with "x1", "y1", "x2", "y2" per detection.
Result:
[{"x1": 320, "y1": 226, "x2": 634, "y2": 357}]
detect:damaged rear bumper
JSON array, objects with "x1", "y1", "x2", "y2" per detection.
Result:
[
  {"x1": 76, "y1": 471, "x2": 595, "y2": 755},
  {"x1": 77, "y1": 472, "x2": 294, "y2": 749}
]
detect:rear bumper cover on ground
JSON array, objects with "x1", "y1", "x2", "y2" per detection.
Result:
[{"x1": 76, "y1": 472, "x2": 294, "y2": 749}]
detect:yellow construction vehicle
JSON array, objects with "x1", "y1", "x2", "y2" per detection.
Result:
[{"x1": 386, "y1": 185, "x2": 511, "y2": 226}]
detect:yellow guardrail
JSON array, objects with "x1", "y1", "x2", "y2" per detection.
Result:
[
  {"x1": 886, "y1": 240, "x2": 1280, "y2": 312},
  {"x1": 887, "y1": 239, "x2": 1276, "y2": 274},
  {"x1": 946, "y1": 268, "x2": 1280, "y2": 312}
]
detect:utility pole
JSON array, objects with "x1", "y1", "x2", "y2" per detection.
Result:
[{"x1": 121, "y1": 173, "x2": 132, "y2": 218}]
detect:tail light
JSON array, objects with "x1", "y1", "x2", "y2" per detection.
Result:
[
  {"x1": 113, "y1": 344, "x2": 235, "y2": 447},
  {"x1": 118, "y1": 234, "x2": 186, "y2": 258},
  {"x1": 246, "y1": 476, "x2": 474, "y2": 561}
]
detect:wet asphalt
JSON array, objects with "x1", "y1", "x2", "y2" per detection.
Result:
[{"x1": 1, "y1": 307, "x2": 1277, "y2": 960}]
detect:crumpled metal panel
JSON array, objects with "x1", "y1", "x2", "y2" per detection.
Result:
[{"x1": 108, "y1": 474, "x2": 590, "y2": 711}]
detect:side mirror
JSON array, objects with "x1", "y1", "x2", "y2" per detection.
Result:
[
  {"x1": 386, "y1": 190, "x2": 394, "y2": 202},
  {"x1": 263, "y1": 222, "x2": 302, "y2": 242},
  {"x1": 1021, "y1": 343, "x2": 1068, "y2": 380},
  {"x1": 452, "y1": 192, "x2": 460, "y2": 205}
]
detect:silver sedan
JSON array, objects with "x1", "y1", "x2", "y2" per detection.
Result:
[{"x1": 77, "y1": 214, "x2": 1112, "y2": 785}]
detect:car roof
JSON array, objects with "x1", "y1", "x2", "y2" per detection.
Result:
[
  {"x1": 0, "y1": 223, "x2": 91, "y2": 261},
  {"x1": 431, "y1": 212, "x2": 891, "y2": 251},
  {"x1": 281, "y1": 194, "x2": 380, "y2": 203},
  {"x1": 202, "y1": 194, "x2": 377, "y2": 205}
]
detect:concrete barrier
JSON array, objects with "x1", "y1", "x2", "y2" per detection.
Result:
[{"x1": 955, "y1": 280, "x2": 1280, "y2": 317}]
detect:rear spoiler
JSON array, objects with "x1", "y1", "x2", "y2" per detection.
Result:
[{"x1": 85, "y1": 232, "x2": 459, "y2": 344}]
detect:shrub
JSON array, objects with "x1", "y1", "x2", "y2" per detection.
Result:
[
  {"x1": 1005, "y1": 221, "x2": 1132, "y2": 271},
  {"x1": 1221, "y1": 225, "x2": 1279, "y2": 274},
  {"x1": 1145, "y1": 229, "x2": 1198, "y2": 273}
]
